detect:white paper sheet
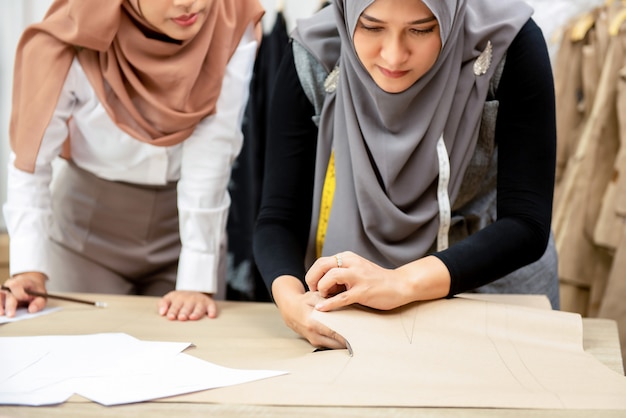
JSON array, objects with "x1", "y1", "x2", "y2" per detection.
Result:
[
  {"x1": 0, "y1": 306, "x2": 62, "y2": 324},
  {"x1": 0, "y1": 333, "x2": 286, "y2": 406}
]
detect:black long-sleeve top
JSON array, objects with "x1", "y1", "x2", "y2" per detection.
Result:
[{"x1": 253, "y1": 19, "x2": 556, "y2": 299}]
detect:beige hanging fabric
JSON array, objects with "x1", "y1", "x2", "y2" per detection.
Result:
[
  {"x1": 552, "y1": 0, "x2": 626, "y2": 367},
  {"x1": 553, "y1": 10, "x2": 597, "y2": 194},
  {"x1": 597, "y1": 62, "x2": 626, "y2": 368}
]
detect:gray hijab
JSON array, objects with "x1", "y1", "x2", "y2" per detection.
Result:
[{"x1": 293, "y1": 0, "x2": 533, "y2": 268}]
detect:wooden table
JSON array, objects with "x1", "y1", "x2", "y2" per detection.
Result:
[{"x1": 0, "y1": 294, "x2": 624, "y2": 418}]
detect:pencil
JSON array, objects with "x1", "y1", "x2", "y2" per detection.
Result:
[{"x1": 1, "y1": 285, "x2": 107, "y2": 308}]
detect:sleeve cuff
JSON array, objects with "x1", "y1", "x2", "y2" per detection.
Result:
[
  {"x1": 176, "y1": 247, "x2": 219, "y2": 294},
  {"x1": 9, "y1": 235, "x2": 51, "y2": 277}
]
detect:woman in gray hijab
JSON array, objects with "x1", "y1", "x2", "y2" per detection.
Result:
[{"x1": 254, "y1": 0, "x2": 558, "y2": 348}]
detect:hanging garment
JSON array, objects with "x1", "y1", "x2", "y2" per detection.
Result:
[
  {"x1": 553, "y1": 11, "x2": 598, "y2": 197},
  {"x1": 553, "y1": 7, "x2": 622, "y2": 317},
  {"x1": 597, "y1": 222, "x2": 626, "y2": 369},
  {"x1": 597, "y1": 45, "x2": 626, "y2": 368}
]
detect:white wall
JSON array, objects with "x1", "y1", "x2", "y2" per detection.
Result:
[{"x1": 0, "y1": 0, "x2": 604, "y2": 231}]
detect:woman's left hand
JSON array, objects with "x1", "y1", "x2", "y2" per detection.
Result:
[
  {"x1": 306, "y1": 252, "x2": 451, "y2": 312},
  {"x1": 305, "y1": 251, "x2": 411, "y2": 312},
  {"x1": 157, "y1": 290, "x2": 217, "y2": 321}
]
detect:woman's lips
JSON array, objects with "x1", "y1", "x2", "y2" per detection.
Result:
[
  {"x1": 379, "y1": 66, "x2": 409, "y2": 78},
  {"x1": 172, "y1": 13, "x2": 198, "y2": 27}
]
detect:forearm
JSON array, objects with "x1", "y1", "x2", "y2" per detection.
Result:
[
  {"x1": 176, "y1": 25, "x2": 258, "y2": 293},
  {"x1": 394, "y1": 255, "x2": 451, "y2": 302},
  {"x1": 437, "y1": 19, "x2": 556, "y2": 296},
  {"x1": 272, "y1": 275, "x2": 307, "y2": 304},
  {"x1": 253, "y1": 45, "x2": 318, "y2": 299},
  {"x1": 253, "y1": 221, "x2": 309, "y2": 299}
]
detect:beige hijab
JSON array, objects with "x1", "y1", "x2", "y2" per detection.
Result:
[{"x1": 10, "y1": 0, "x2": 264, "y2": 173}]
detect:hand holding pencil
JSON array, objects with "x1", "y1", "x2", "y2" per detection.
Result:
[
  {"x1": 0, "y1": 272, "x2": 48, "y2": 317},
  {"x1": 1, "y1": 285, "x2": 107, "y2": 306},
  {"x1": 1, "y1": 273, "x2": 106, "y2": 318}
]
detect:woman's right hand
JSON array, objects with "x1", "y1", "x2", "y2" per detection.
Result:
[
  {"x1": 272, "y1": 275, "x2": 347, "y2": 350},
  {"x1": 0, "y1": 272, "x2": 48, "y2": 317}
]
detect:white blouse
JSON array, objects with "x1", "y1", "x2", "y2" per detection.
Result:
[{"x1": 3, "y1": 24, "x2": 258, "y2": 294}]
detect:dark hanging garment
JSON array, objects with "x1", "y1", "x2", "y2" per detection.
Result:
[{"x1": 226, "y1": 12, "x2": 289, "y2": 302}]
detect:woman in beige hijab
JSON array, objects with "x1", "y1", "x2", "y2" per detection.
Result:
[{"x1": 1, "y1": 0, "x2": 264, "y2": 320}]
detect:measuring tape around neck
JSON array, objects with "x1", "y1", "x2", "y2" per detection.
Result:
[
  {"x1": 316, "y1": 150, "x2": 336, "y2": 258},
  {"x1": 316, "y1": 138, "x2": 450, "y2": 257},
  {"x1": 436, "y1": 135, "x2": 451, "y2": 251}
]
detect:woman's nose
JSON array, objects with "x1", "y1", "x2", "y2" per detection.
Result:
[
  {"x1": 173, "y1": 0, "x2": 196, "y2": 10},
  {"x1": 380, "y1": 35, "x2": 409, "y2": 67}
]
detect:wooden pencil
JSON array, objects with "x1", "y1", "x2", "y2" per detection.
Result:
[{"x1": 1, "y1": 285, "x2": 107, "y2": 308}]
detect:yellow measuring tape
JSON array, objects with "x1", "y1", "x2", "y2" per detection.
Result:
[
  {"x1": 315, "y1": 150, "x2": 336, "y2": 258},
  {"x1": 315, "y1": 140, "x2": 450, "y2": 255}
]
